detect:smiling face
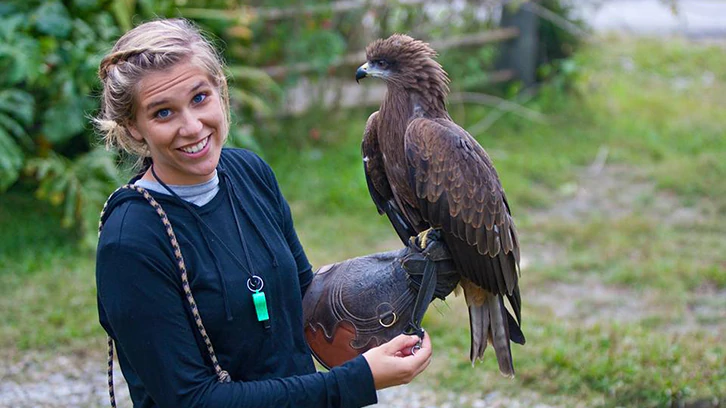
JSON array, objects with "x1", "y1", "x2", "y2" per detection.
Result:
[{"x1": 129, "y1": 59, "x2": 227, "y2": 185}]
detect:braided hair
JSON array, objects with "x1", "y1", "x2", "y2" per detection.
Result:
[{"x1": 94, "y1": 19, "x2": 230, "y2": 172}]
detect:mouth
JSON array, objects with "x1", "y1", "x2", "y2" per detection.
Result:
[{"x1": 178, "y1": 136, "x2": 210, "y2": 154}]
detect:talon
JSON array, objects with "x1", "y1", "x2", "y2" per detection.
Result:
[{"x1": 416, "y1": 228, "x2": 432, "y2": 250}]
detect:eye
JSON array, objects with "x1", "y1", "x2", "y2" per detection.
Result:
[
  {"x1": 155, "y1": 108, "x2": 172, "y2": 119},
  {"x1": 375, "y1": 59, "x2": 389, "y2": 69},
  {"x1": 192, "y1": 93, "x2": 207, "y2": 104}
]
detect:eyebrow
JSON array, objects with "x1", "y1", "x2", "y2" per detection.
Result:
[{"x1": 143, "y1": 80, "x2": 210, "y2": 112}]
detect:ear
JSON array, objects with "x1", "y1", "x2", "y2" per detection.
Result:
[{"x1": 128, "y1": 122, "x2": 144, "y2": 142}]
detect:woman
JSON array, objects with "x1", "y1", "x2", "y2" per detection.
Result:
[{"x1": 95, "y1": 18, "x2": 433, "y2": 407}]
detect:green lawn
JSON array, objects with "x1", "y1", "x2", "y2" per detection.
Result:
[{"x1": 1, "y1": 36, "x2": 724, "y2": 407}]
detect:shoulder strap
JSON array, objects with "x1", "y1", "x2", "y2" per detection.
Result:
[{"x1": 98, "y1": 184, "x2": 231, "y2": 408}]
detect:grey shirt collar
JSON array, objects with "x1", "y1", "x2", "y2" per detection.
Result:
[{"x1": 135, "y1": 170, "x2": 220, "y2": 206}]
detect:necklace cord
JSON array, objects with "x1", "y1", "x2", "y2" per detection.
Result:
[
  {"x1": 98, "y1": 184, "x2": 231, "y2": 408},
  {"x1": 149, "y1": 166, "x2": 262, "y2": 287}
]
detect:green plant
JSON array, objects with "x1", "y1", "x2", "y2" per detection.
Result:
[
  {"x1": 0, "y1": 89, "x2": 34, "y2": 191},
  {"x1": 0, "y1": 0, "x2": 277, "y2": 242},
  {"x1": 25, "y1": 149, "x2": 123, "y2": 234},
  {"x1": 0, "y1": 0, "x2": 124, "y2": 231}
]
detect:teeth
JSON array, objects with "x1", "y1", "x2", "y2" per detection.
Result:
[{"x1": 180, "y1": 137, "x2": 208, "y2": 154}]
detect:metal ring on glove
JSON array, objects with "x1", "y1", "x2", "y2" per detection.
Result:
[{"x1": 378, "y1": 312, "x2": 397, "y2": 328}]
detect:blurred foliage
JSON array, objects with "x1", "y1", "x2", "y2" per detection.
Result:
[
  {"x1": 0, "y1": 0, "x2": 581, "y2": 242},
  {"x1": 0, "y1": 0, "x2": 125, "y2": 241},
  {"x1": 535, "y1": 0, "x2": 585, "y2": 90},
  {"x1": 0, "y1": 0, "x2": 276, "y2": 239},
  {"x1": 537, "y1": 0, "x2": 583, "y2": 64}
]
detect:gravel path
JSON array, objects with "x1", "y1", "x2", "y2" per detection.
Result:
[
  {"x1": 0, "y1": 351, "x2": 129, "y2": 408},
  {"x1": 0, "y1": 350, "x2": 553, "y2": 408}
]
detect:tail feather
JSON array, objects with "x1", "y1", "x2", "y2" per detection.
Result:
[
  {"x1": 489, "y1": 294, "x2": 515, "y2": 377},
  {"x1": 468, "y1": 301, "x2": 489, "y2": 363},
  {"x1": 468, "y1": 293, "x2": 515, "y2": 378}
]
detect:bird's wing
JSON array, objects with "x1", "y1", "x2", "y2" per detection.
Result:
[
  {"x1": 362, "y1": 111, "x2": 417, "y2": 244},
  {"x1": 404, "y1": 117, "x2": 520, "y2": 297}
]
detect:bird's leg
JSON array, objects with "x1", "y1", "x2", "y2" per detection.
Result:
[
  {"x1": 405, "y1": 230, "x2": 438, "y2": 346},
  {"x1": 402, "y1": 228, "x2": 454, "y2": 351}
]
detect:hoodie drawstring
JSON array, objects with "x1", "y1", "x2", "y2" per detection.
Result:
[
  {"x1": 150, "y1": 165, "x2": 273, "y2": 327},
  {"x1": 220, "y1": 169, "x2": 280, "y2": 268},
  {"x1": 198, "y1": 225, "x2": 234, "y2": 321}
]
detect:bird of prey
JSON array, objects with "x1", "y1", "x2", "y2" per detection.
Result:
[{"x1": 356, "y1": 34, "x2": 525, "y2": 377}]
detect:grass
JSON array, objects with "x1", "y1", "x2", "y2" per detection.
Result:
[
  {"x1": 0, "y1": 188, "x2": 101, "y2": 351},
  {"x1": 1, "y1": 36, "x2": 725, "y2": 406},
  {"x1": 423, "y1": 298, "x2": 725, "y2": 407}
]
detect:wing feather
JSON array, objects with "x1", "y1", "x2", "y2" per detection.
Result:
[
  {"x1": 404, "y1": 117, "x2": 520, "y2": 298},
  {"x1": 362, "y1": 111, "x2": 417, "y2": 244}
]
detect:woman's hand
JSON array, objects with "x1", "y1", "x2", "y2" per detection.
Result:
[{"x1": 362, "y1": 331, "x2": 433, "y2": 390}]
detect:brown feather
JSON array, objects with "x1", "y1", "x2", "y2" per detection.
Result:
[{"x1": 359, "y1": 34, "x2": 524, "y2": 375}]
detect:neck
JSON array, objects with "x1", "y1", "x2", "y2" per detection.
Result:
[
  {"x1": 380, "y1": 80, "x2": 449, "y2": 128},
  {"x1": 387, "y1": 72, "x2": 449, "y2": 120}
]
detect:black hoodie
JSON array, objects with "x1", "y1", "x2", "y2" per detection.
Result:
[{"x1": 96, "y1": 148, "x2": 377, "y2": 407}]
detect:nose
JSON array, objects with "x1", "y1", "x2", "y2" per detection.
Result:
[{"x1": 178, "y1": 109, "x2": 203, "y2": 137}]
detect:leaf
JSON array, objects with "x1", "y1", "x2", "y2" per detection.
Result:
[
  {"x1": 0, "y1": 89, "x2": 35, "y2": 125},
  {"x1": 26, "y1": 147, "x2": 123, "y2": 234},
  {"x1": 227, "y1": 65, "x2": 279, "y2": 87},
  {"x1": 111, "y1": 0, "x2": 136, "y2": 32},
  {"x1": 0, "y1": 3, "x2": 14, "y2": 18},
  {"x1": 63, "y1": 179, "x2": 79, "y2": 227},
  {"x1": 73, "y1": 0, "x2": 101, "y2": 11},
  {"x1": 33, "y1": 1, "x2": 73, "y2": 38},
  {"x1": 41, "y1": 100, "x2": 86, "y2": 144},
  {"x1": 228, "y1": 125, "x2": 261, "y2": 152},
  {"x1": 0, "y1": 128, "x2": 24, "y2": 191},
  {"x1": 0, "y1": 113, "x2": 32, "y2": 149},
  {"x1": 92, "y1": 12, "x2": 120, "y2": 42},
  {"x1": 0, "y1": 14, "x2": 26, "y2": 40},
  {"x1": 229, "y1": 87, "x2": 273, "y2": 116},
  {"x1": 0, "y1": 37, "x2": 42, "y2": 85},
  {"x1": 0, "y1": 88, "x2": 33, "y2": 188}
]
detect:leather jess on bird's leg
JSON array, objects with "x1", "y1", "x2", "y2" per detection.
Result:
[{"x1": 302, "y1": 230, "x2": 459, "y2": 369}]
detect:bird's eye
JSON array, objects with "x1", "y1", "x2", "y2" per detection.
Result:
[{"x1": 376, "y1": 60, "x2": 389, "y2": 69}]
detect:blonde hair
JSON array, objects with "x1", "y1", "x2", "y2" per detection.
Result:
[{"x1": 95, "y1": 19, "x2": 230, "y2": 162}]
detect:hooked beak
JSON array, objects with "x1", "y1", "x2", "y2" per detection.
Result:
[{"x1": 355, "y1": 62, "x2": 369, "y2": 84}]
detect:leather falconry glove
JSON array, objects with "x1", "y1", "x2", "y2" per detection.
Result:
[{"x1": 302, "y1": 228, "x2": 459, "y2": 369}]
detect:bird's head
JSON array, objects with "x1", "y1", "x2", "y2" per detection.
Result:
[{"x1": 356, "y1": 34, "x2": 449, "y2": 92}]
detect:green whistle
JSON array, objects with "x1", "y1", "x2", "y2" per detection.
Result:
[{"x1": 252, "y1": 291, "x2": 269, "y2": 322}]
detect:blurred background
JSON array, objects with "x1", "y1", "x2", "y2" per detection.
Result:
[{"x1": 0, "y1": 0, "x2": 724, "y2": 407}]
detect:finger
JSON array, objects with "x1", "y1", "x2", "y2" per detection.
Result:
[
  {"x1": 395, "y1": 331, "x2": 430, "y2": 358},
  {"x1": 399, "y1": 343, "x2": 418, "y2": 357},
  {"x1": 419, "y1": 355, "x2": 433, "y2": 374},
  {"x1": 420, "y1": 331, "x2": 432, "y2": 349},
  {"x1": 384, "y1": 334, "x2": 420, "y2": 353},
  {"x1": 409, "y1": 332, "x2": 432, "y2": 360},
  {"x1": 403, "y1": 355, "x2": 432, "y2": 385}
]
